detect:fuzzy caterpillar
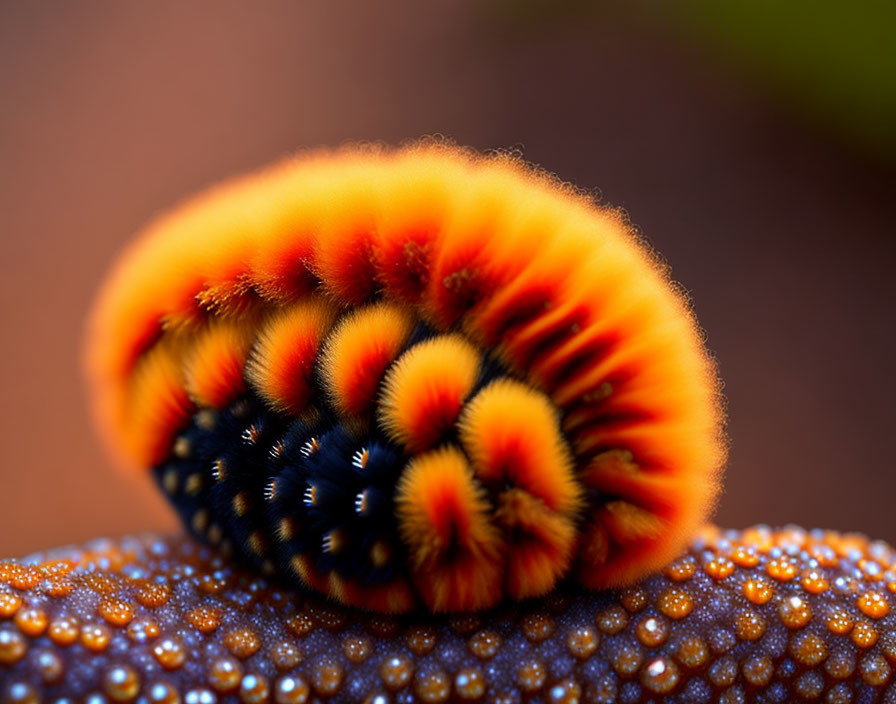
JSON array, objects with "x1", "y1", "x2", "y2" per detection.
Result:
[{"x1": 85, "y1": 142, "x2": 726, "y2": 613}]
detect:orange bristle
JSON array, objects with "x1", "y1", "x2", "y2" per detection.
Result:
[
  {"x1": 379, "y1": 335, "x2": 480, "y2": 453},
  {"x1": 601, "y1": 500, "x2": 667, "y2": 544},
  {"x1": 467, "y1": 275, "x2": 558, "y2": 351},
  {"x1": 499, "y1": 299, "x2": 590, "y2": 376},
  {"x1": 396, "y1": 447, "x2": 504, "y2": 612},
  {"x1": 495, "y1": 488, "x2": 578, "y2": 600},
  {"x1": 250, "y1": 231, "x2": 317, "y2": 304},
  {"x1": 183, "y1": 321, "x2": 255, "y2": 409},
  {"x1": 320, "y1": 303, "x2": 415, "y2": 418},
  {"x1": 313, "y1": 225, "x2": 378, "y2": 305},
  {"x1": 575, "y1": 440, "x2": 716, "y2": 589},
  {"x1": 370, "y1": 150, "x2": 451, "y2": 304},
  {"x1": 371, "y1": 227, "x2": 438, "y2": 305},
  {"x1": 245, "y1": 299, "x2": 337, "y2": 415},
  {"x1": 288, "y1": 554, "x2": 329, "y2": 595},
  {"x1": 309, "y1": 167, "x2": 382, "y2": 306},
  {"x1": 458, "y1": 379, "x2": 582, "y2": 515},
  {"x1": 424, "y1": 219, "x2": 518, "y2": 331},
  {"x1": 424, "y1": 168, "x2": 563, "y2": 331},
  {"x1": 124, "y1": 341, "x2": 194, "y2": 467},
  {"x1": 194, "y1": 278, "x2": 260, "y2": 320}
]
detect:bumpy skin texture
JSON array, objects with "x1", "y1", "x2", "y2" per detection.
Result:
[
  {"x1": 85, "y1": 143, "x2": 725, "y2": 612},
  {"x1": 3, "y1": 527, "x2": 896, "y2": 703}
]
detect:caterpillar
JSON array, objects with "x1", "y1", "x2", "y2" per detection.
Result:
[{"x1": 84, "y1": 142, "x2": 725, "y2": 615}]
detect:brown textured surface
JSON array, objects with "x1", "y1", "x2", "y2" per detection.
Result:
[
  {"x1": 0, "y1": 2, "x2": 894, "y2": 557},
  {"x1": 3, "y1": 527, "x2": 896, "y2": 701}
]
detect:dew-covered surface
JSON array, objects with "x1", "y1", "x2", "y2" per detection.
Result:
[{"x1": 2, "y1": 526, "x2": 896, "y2": 702}]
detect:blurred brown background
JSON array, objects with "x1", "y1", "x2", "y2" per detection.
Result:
[{"x1": 1, "y1": 1, "x2": 893, "y2": 557}]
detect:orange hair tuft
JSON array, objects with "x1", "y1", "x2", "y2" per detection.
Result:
[
  {"x1": 396, "y1": 446, "x2": 504, "y2": 612},
  {"x1": 183, "y1": 320, "x2": 255, "y2": 409},
  {"x1": 320, "y1": 303, "x2": 415, "y2": 418},
  {"x1": 458, "y1": 379, "x2": 582, "y2": 515},
  {"x1": 124, "y1": 341, "x2": 194, "y2": 467},
  {"x1": 245, "y1": 298, "x2": 337, "y2": 415},
  {"x1": 379, "y1": 335, "x2": 480, "y2": 453}
]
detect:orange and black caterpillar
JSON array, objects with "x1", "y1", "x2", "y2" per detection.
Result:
[{"x1": 86, "y1": 143, "x2": 725, "y2": 614}]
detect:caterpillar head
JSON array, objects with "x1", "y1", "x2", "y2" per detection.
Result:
[{"x1": 85, "y1": 143, "x2": 725, "y2": 613}]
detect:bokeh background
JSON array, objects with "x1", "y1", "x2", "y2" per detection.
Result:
[{"x1": 1, "y1": 1, "x2": 894, "y2": 556}]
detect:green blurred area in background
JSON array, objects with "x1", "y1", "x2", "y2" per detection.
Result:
[
  {"x1": 492, "y1": 0, "x2": 896, "y2": 165},
  {"x1": 673, "y1": 0, "x2": 896, "y2": 164}
]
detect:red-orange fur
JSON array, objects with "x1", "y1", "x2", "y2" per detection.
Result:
[
  {"x1": 245, "y1": 299, "x2": 337, "y2": 415},
  {"x1": 321, "y1": 303, "x2": 415, "y2": 418},
  {"x1": 86, "y1": 143, "x2": 726, "y2": 609},
  {"x1": 183, "y1": 321, "x2": 254, "y2": 409},
  {"x1": 125, "y1": 341, "x2": 194, "y2": 467},
  {"x1": 396, "y1": 447, "x2": 504, "y2": 612},
  {"x1": 379, "y1": 335, "x2": 480, "y2": 453}
]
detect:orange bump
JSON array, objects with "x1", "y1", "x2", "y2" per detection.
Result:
[
  {"x1": 767, "y1": 558, "x2": 797, "y2": 582},
  {"x1": 124, "y1": 341, "x2": 194, "y2": 466},
  {"x1": 97, "y1": 599, "x2": 135, "y2": 628},
  {"x1": 0, "y1": 593, "x2": 21, "y2": 619},
  {"x1": 321, "y1": 303, "x2": 415, "y2": 418},
  {"x1": 380, "y1": 335, "x2": 480, "y2": 453},
  {"x1": 743, "y1": 578, "x2": 774, "y2": 605},
  {"x1": 13, "y1": 607, "x2": 48, "y2": 637},
  {"x1": 184, "y1": 321, "x2": 255, "y2": 409},
  {"x1": 704, "y1": 557, "x2": 735, "y2": 581},
  {"x1": 458, "y1": 379, "x2": 581, "y2": 514},
  {"x1": 396, "y1": 446, "x2": 503, "y2": 612},
  {"x1": 858, "y1": 592, "x2": 890, "y2": 619},
  {"x1": 246, "y1": 299, "x2": 337, "y2": 414}
]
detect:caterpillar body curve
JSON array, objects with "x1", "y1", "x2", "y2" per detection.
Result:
[{"x1": 86, "y1": 143, "x2": 726, "y2": 613}]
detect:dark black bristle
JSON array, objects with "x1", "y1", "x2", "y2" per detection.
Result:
[
  {"x1": 355, "y1": 442, "x2": 403, "y2": 485},
  {"x1": 155, "y1": 389, "x2": 413, "y2": 590},
  {"x1": 206, "y1": 401, "x2": 288, "y2": 572},
  {"x1": 403, "y1": 320, "x2": 439, "y2": 349},
  {"x1": 265, "y1": 422, "x2": 408, "y2": 584},
  {"x1": 151, "y1": 421, "x2": 220, "y2": 545},
  {"x1": 474, "y1": 352, "x2": 514, "y2": 395}
]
